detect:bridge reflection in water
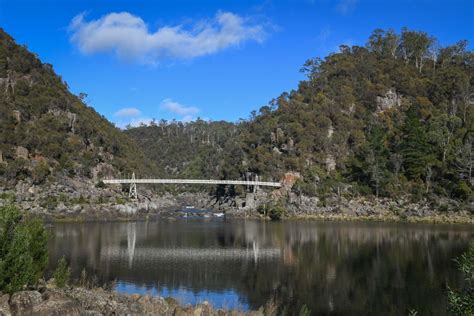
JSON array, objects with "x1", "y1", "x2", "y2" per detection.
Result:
[{"x1": 47, "y1": 219, "x2": 473, "y2": 314}]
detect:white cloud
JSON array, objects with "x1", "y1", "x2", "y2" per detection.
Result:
[
  {"x1": 160, "y1": 98, "x2": 199, "y2": 116},
  {"x1": 114, "y1": 107, "x2": 141, "y2": 117},
  {"x1": 69, "y1": 11, "x2": 266, "y2": 64},
  {"x1": 336, "y1": 0, "x2": 358, "y2": 15}
]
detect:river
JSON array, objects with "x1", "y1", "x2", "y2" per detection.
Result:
[{"x1": 46, "y1": 218, "x2": 473, "y2": 314}]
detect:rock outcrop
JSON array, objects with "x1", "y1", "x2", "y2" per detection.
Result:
[{"x1": 376, "y1": 88, "x2": 402, "y2": 112}]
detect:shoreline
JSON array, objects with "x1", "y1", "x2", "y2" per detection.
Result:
[
  {"x1": 42, "y1": 211, "x2": 474, "y2": 225},
  {"x1": 0, "y1": 286, "x2": 263, "y2": 316}
]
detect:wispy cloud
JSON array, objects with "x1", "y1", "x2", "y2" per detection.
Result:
[
  {"x1": 69, "y1": 11, "x2": 267, "y2": 64},
  {"x1": 160, "y1": 98, "x2": 199, "y2": 116},
  {"x1": 114, "y1": 107, "x2": 141, "y2": 117},
  {"x1": 336, "y1": 0, "x2": 358, "y2": 15}
]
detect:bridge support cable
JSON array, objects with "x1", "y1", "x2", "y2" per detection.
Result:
[{"x1": 103, "y1": 173, "x2": 281, "y2": 199}]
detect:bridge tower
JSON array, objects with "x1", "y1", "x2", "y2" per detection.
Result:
[
  {"x1": 253, "y1": 174, "x2": 259, "y2": 193},
  {"x1": 129, "y1": 172, "x2": 137, "y2": 199}
]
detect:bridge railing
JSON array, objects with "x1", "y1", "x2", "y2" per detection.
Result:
[{"x1": 102, "y1": 178, "x2": 282, "y2": 187}]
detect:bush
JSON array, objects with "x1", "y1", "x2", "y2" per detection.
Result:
[
  {"x1": 32, "y1": 161, "x2": 50, "y2": 184},
  {"x1": 453, "y1": 181, "x2": 472, "y2": 201},
  {"x1": 53, "y1": 256, "x2": 70, "y2": 288},
  {"x1": 95, "y1": 180, "x2": 105, "y2": 188},
  {"x1": 299, "y1": 304, "x2": 311, "y2": 316},
  {"x1": 0, "y1": 205, "x2": 48, "y2": 294},
  {"x1": 447, "y1": 243, "x2": 473, "y2": 315},
  {"x1": 258, "y1": 202, "x2": 287, "y2": 220},
  {"x1": 269, "y1": 204, "x2": 287, "y2": 221}
]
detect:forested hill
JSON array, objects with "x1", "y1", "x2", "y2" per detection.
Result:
[
  {"x1": 0, "y1": 26, "x2": 472, "y2": 206},
  {"x1": 124, "y1": 120, "x2": 239, "y2": 180},
  {"x1": 0, "y1": 28, "x2": 154, "y2": 188},
  {"x1": 129, "y1": 28, "x2": 473, "y2": 204},
  {"x1": 230, "y1": 29, "x2": 473, "y2": 201}
]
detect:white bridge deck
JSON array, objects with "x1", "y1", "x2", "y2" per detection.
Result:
[{"x1": 103, "y1": 178, "x2": 281, "y2": 187}]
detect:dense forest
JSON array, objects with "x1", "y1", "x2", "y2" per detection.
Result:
[
  {"x1": 128, "y1": 28, "x2": 473, "y2": 207},
  {"x1": 0, "y1": 27, "x2": 472, "y2": 209}
]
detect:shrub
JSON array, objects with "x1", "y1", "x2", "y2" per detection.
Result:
[
  {"x1": 0, "y1": 192, "x2": 15, "y2": 203},
  {"x1": 269, "y1": 204, "x2": 287, "y2": 221},
  {"x1": 0, "y1": 205, "x2": 48, "y2": 294},
  {"x1": 32, "y1": 161, "x2": 50, "y2": 184},
  {"x1": 299, "y1": 304, "x2": 311, "y2": 316},
  {"x1": 53, "y1": 256, "x2": 70, "y2": 288},
  {"x1": 453, "y1": 181, "x2": 472, "y2": 201},
  {"x1": 447, "y1": 243, "x2": 473, "y2": 315},
  {"x1": 258, "y1": 202, "x2": 287, "y2": 220},
  {"x1": 95, "y1": 180, "x2": 105, "y2": 188}
]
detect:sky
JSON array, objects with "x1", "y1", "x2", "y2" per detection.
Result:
[{"x1": 0, "y1": 0, "x2": 473, "y2": 127}]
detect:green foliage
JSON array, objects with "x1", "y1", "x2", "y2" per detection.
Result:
[
  {"x1": 184, "y1": 27, "x2": 472, "y2": 204},
  {"x1": 447, "y1": 244, "x2": 473, "y2": 315},
  {"x1": 1, "y1": 27, "x2": 472, "y2": 207},
  {"x1": 0, "y1": 28, "x2": 156, "y2": 187},
  {"x1": 95, "y1": 180, "x2": 105, "y2": 188},
  {"x1": 400, "y1": 106, "x2": 435, "y2": 180},
  {"x1": 299, "y1": 304, "x2": 311, "y2": 316},
  {"x1": 407, "y1": 309, "x2": 418, "y2": 316},
  {"x1": 0, "y1": 205, "x2": 48, "y2": 294},
  {"x1": 259, "y1": 202, "x2": 287, "y2": 220},
  {"x1": 40, "y1": 195, "x2": 58, "y2": 210},
  {"x1": 453, "y1": 181, "x2": 472, "y2": 201},
  {"x1": 0, "y1": 192, "x2": 15, "y2": 203},
  {"x1": 53, "y1": 256, "x2": 70, "y2": 288},
  {"x1": 32, "y1": 160, "x2": 50, "y2": 184},
  {"x1": 124, "y1": 119, "x2": 238, "y2": 194}
]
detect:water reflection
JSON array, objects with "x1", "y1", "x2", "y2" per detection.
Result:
[
  {"x1": 127, "y1": 223, "x2": 136, "y2": 268},
  {"x1": 47, "y1": 219, "x2": 473, "y2": 314}
]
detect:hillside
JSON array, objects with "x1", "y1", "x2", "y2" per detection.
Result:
[
  {"x1": 0, "y1": 28, "x2": 155, "y2": 190},
  {"x1": 0, "y1": 26, "x2": 472, "y2": 216},
  {"x1": 124, "y1": 119, "x2": 238, "y2": 179},
  {"x1": 128, "y1": 28, "x2": 473, "y2": 211}
]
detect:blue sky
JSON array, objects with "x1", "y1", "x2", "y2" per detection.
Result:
[{"x1": 1, "y1": 0, "x2": 473, "y2": 127}]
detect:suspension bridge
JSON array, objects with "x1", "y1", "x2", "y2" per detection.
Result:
[{"x1": 102, "y1": 173, "x2": 282, "y2": 199}]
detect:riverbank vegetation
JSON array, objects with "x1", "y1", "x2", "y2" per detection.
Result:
[
  {"x1": 0, "y1": 205, "x2": 48, "y2": 294},
  {"x1": 447, "y1": 243, "x2": 473, "y2": 315}
]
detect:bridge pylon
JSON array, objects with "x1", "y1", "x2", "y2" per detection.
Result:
[
  {"x1": 253, "y1": 174, "x2": 259, "y2": 193},
  {"x1": 129, "y1": 172, "x2": 138, "y2": 199}
]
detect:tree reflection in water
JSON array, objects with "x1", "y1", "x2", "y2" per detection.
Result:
[{"x1": 47, "y1": 219, "x2": 472, "y2": 314}]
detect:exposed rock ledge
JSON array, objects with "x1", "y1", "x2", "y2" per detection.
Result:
[
  {"x1": 1, "y1": 172, "x2": 472, "y2": 223},
  {"x1": 0, "y1": 287, "x2": 265, "y2": 316}
]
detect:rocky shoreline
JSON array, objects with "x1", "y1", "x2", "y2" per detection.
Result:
[
  {"x1": 1, "y1": 175, "x2": 472, "y2": 224},
  {"x1": 0, "y1": 286, "x2": 266, "y2": 316}
]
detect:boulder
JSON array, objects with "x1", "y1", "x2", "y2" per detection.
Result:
[
  {"x1": 376, "y1": 88, "x2": 402, "y2": 112},
  {"x1": 91, "y1": 163, "x2": 115, "y2": 181},
  {"x1": 33, "y1": 291, "x2": 83, "y2": 316},
  {"x1": 281, "y1": 172, "x2": 301, "y2": 189},
  {"x1": 12, "y1": 110, "x2": 21, "y2": 123},
  {"x1": 0, "y1": 293, "x2": 11, "y2": 316},
  {"x1": 325, "y1": 155, "x2": 336, "y2": 172},
  {"x1": 15, "y1": 146, "x2": 28, "y2": 159},
  {"x1": 10, "y1": 291, "x2": 43, "y2": 315}
]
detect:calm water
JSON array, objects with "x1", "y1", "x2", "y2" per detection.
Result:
[{"x1": 47, "y1": 219, "x2": 473, "y2": 315}]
